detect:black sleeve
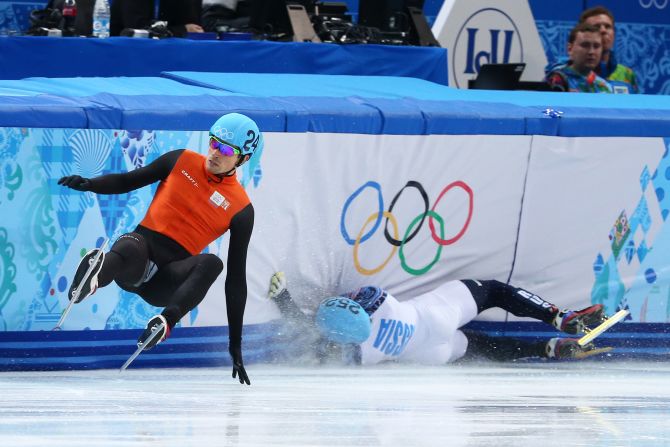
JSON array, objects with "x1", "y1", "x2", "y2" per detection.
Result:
[
  {"x1": 273, "y1": 289, "x2": 312, "y2": 325},
  {"x1": 274, "y1": 287, "x2": 324, "y2": 362},
  {"x1": 225, "y1": 203, "x2": 254, "y2": 348},
  {"x1": 88, "y1": 149, "x2": 183, "y2": 194}
]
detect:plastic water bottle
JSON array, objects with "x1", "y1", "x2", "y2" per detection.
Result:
[{"x1": 92, "y1": 0, "x2": 110, "y2": 38}]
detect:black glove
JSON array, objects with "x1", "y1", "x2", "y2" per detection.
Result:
[
  {"x1": 58, "y1": 175, "x2": 92, "y2": 191},
  {"x1": 229, "y1": 344, "x2": 250, "y2": 386}
]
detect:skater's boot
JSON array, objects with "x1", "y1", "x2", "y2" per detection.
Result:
[
  {"x1": 552, "y1": 304, "x2": 605, "y2": 335},
  {"x1": 137, "y1": 315, "x2": 171, "y2": 351},
  {"x1": 69, "y1": 249, "x2": 104, "y2": 303},
  {"x1": 546, "y1": 338, "x2": 598, "y2": 359}
]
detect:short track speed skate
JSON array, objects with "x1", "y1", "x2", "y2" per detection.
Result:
[
  {"x1": 53, "y1": 239, "x2": 109, "y2": 330},
  {"x1": 577, "y1": 309, "x2": 629, "y2": 347}
]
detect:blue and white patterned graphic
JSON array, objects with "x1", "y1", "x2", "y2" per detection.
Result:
[
  {"x1": 0, "y1": 127, "x2": 263, "y2": 332},
  {"x1": 0, "y1": 0, "x2": 39, "y2": 35},
  {"x1": 537, "y1": 20, "x2": 670, "y2": 95},
  {"x1": 592, "y1": 138, "x2": 670, "y2": 322}
]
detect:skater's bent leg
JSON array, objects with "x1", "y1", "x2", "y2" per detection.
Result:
[
  {"x1": 138, "y1": 253, "x2": 223, "y2": 328},
  {"x1": 462, "y1": 280, "x2": 558, "y2": 325},
  {"x1": 415, "y1": 280, "x2": 479, "y2": 337},
  {"x1": 98, "y1": 233, "x2": 150, "y2": 287}
]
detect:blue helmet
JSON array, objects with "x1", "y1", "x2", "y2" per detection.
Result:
[
  {"x1": 209, "y1": 113, "x2": 263, "y2": 157},
  {"x1": 315, "y1": 296, "x2": 372, "y2": 344}
]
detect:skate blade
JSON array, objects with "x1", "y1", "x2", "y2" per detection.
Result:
[
  {"x1": 574, "y1": 346, "x2": 613, "y2": 360},
  {"x1": 53, "y1": 238, "x2": 109, "y2": 331},
  {"x1": 119, "y1": 323, "x2": 165, "y2": 372},
  {"x1": 578, "y1": 309, "x2": 629, "y2": 347}
]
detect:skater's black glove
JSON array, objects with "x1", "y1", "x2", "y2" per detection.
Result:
[
  {"x1": 58, "y1": 175, "x2": 92, "y2": 191},
  {"x1": 229, "y1": 344, "x2": 250, "y2": 386}
]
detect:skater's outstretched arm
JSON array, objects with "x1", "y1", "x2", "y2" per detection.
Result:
[
  {"x1": 225, "y1": 203, "x2": 254, "y2": 385},
  {"x1": 58, "y1": 149, "x2": 183, "y2": 194},
  {"x1": 267, "y1": 272, "x2": 312, "y2": 325},
  {"x1": 267, "y1": 272, "x2": 348, "y2": 363}
]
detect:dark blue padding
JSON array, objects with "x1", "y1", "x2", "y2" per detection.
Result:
[
  {"x1": 162, "y1": 72, "x2": 454, "y2": 99},
  {"x1": 417, "y1": 87, "x2": 670, "y2": 110},
  {"x1": 550, "y1": 106, "x2": 670, "y2": 137},
  {"x1": 0, "y1": 323, "x2": 285, "y2": 371},
  {"x1": 4, "y1": 77, "x2": 237, "y2": 97},
  {"x1": 0, "y1": 37, "x2": 449, "y2": 84},
  {"x1": 0, "y1": 94, "x2": 89, "y2": 127},
  {"x1": 270, "y1": 96, "x2": 384, "y2": 133},
  {"x1": 162, "y1": 71, "x2": 670, "y2": 137},
  {"x1": 1, "y1": 72, "x2": 670, "y2": 136},
  {"x1": 411, "y1": 99, "x2": 530, "y2": 135},
  {"x1": 354, "y1": 98, "x2": 427, "y2": 135},
  {"x1": 0, "y1": 320, "x2": 668, "y2": 370},
  {"x1": 0, "y1": 77, "x2": 291, "y2": 131},
  {"x1": 463, "y1": 320, "x2": 670, "y2": 360},
  {"x1": 161, "y1": 72, "x2": 455, "y2": 134},
  {"x1": 162, "y1": 72, "x2": 539, "y2": 135},
  {"x1": 85, "y1": 93, "x2": 291, "y2": 131}
]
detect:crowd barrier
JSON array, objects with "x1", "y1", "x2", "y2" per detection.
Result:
[{"x1": 0, "y1": 36, "x2": 449, "y2": 83}]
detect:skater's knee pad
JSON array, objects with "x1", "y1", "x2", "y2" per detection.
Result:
[
  {"x1": 198, "y1": 253, "x2": 224, "y2": 279},
  {"x1": 111, "y1": 232, "x2": 151, "y2": 286},
  {"x1": 111, "y1": 232, "x2": 148, "y2": 260},
  {"x1": 186, "y1": 254, "x2": 223, "y2": 284}
]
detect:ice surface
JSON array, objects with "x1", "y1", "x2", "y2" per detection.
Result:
[{"x1": 1, "y1": 362, "x2": 669, "y2": 446}]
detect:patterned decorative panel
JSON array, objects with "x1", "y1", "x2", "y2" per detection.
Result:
[{"x1": 0, "y1": 127, "x2": 262, "y2": 332}]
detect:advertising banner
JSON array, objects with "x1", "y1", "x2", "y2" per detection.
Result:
[
  {"x1": 1, "y1": 127, "x2": 669, "y2": 334},
  {"x1": 432, "y1": 0, "x2": 548, "y2": 87},
  {"x1": 233, "y1": 133, "x2": 532, "y2": 325},
  {"x1": 512, "y1": 136, "x2": 669, "y2": 322}
]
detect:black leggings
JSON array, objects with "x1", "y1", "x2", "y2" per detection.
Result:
[
  {"x1": 98, "y1": 230, "x2": 223, "y2": 329},
  {"x1": 456, "y1": 280, "x2": 562, "y2": 362},
  {"x1": 461, "y1": 279, "x2": 559, "y2": 325},
  {"x1": 460, "y1": 330, "x2": 548, "y2": 361}
]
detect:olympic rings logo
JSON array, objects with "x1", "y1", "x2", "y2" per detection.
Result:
[
  {"x1": 340, "y1": 180, "x2": 474, "y2": 276},
  {"x1": 210, "y1": 126, "x2": 235, "y2": 141},
  {"x1": 639, "y1": 0, "x2": 667, "y2": 8}
]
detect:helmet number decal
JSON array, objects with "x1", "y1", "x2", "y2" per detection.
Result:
[
  {"x1": 324, "y1": 297, "x2": 361, "y2": 315},
  {"x1": 243, "y1": 130, "x2": 260, "y2": 152}
]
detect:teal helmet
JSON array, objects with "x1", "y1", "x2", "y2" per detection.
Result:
[
  {"x1": 209, "y1": 113, "x2": 263, "y2": 157},
  {"x1": 315, "y1": 296, "x2": 372, "y2": 344}
]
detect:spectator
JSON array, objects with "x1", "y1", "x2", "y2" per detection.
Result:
[
  {"x1": 545, "y1": 23, "x2": 613, "y2": 93},
  {"x1": 579, "y1": 6, "x2": 639, "y2": 94},
  {"x1": 111, "y1": 0, "x2": 204, "y2": 37}
]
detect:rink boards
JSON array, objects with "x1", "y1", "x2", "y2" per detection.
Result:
[
  {"x1": 0, "y1": 322, "x2": 668, "y2": 371},
  {"x1": 0, "y1": 73, "x2": 670, "y2": 369}
]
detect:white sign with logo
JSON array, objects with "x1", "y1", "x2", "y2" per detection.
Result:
[{"x1": 432, "y1": 0, "x2": 548, "y2": 88}]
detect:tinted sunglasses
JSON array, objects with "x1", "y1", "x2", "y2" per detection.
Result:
[{"x1": 209, "y1": 135, "x2": 241, "y2": 157}]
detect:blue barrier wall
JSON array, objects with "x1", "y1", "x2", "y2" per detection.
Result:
[
  {"x1": 2, "y1": 72, "x2": 670, "y2": 135},
  {"x1": 0, "y1": 71, "x2": 669, "y2": 370}
]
